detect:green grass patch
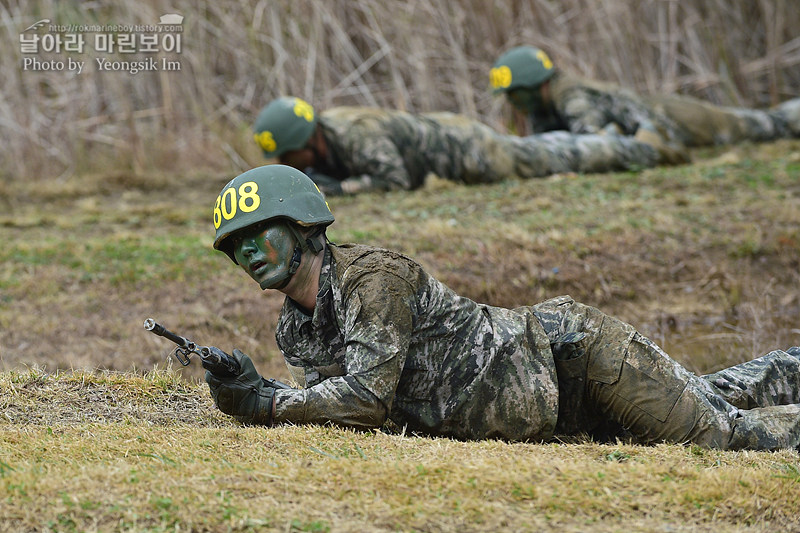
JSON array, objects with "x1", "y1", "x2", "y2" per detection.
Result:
[
  {"x1": 0, "y1": 234, "x2": 221, "y2": 288},
  {"x1": 1, "y1": 140, "x2": 800, "y2": 531},
  {"x1": 2, "y1": 370, "x2": 799, "y2": 531}
]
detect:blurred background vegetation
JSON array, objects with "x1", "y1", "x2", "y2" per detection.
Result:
[{"x1": 2, "y1": 0, "x2": 798, "y2": 182}]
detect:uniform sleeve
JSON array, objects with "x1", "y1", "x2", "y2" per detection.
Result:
[
  {"x1": 529, "y1": 108, "x2": 565, "y2": 134},
  {"x1": 337, "y1": 127, "x2": 414, "y2": 192},
  {"x1": 557, "y1": 87, "x2": 611, "y2": 134},
  {"x1": 273, "y1": 268, "x2": 416, "y2": 429}
]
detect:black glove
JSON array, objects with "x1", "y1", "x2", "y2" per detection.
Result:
[
  {"x1": 305, "y1": 170, "x2": 344, "y2": 196},
  {"x1": 204, "y1": 349, "x2": 278, "y2": 425}
]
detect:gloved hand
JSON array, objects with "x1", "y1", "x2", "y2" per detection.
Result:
[
  {"x1": 204, "y1": 349, "x2": 278, "y2": 425},
  {"x1": 599, "y1": 122, "x2": 623, "y2": 136},
  {"x1": 317, "y1": 180, "x2": 344, "y2": 196},
  {"x1": 306, "y1": 170, "x2": 344, "y2": 196}
]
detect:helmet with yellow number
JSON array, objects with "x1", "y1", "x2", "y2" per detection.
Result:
[
  {"x1": 213, "y1": 165, "x2": 334, "y2": 264},
  {"x1": 489, "y1": 46, "x2": 555, "y2": 94},
  {"x1": 252, "y1": 97, "x2": 317, "y2": 159}
]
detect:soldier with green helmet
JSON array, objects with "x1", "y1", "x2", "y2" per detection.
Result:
[
  {"x1": 251, "y1": 96, "x2": 678, "y2": 196},
  {"x1": 204, "y1": 164, "x2": 800, "y2": 450},
  {"x1": 490, "y1": 45, "x2": 800, "y2": 148}
]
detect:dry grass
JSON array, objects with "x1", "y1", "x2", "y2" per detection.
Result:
[
  {"x1": 1, "y1": 369, "x2": 799, "y2": 532},
  {"x1": 2, "y1": 4, "x2": 800, "y2": 528},
  {"x1": 1, "y1": 137, "x2": 799, "y2": 533},
  {"x1": 2, "y1": 140, "x2": 800, "y2": 381},
  {"x1": 1, "y1": 0, "x2": 799, "y2": 180}
]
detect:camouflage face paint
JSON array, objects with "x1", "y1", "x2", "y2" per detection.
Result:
[{"x1": 233, "y1": 221, "x2": 298, "y2": 290}]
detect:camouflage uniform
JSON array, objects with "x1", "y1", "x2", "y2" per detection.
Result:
[
  {"x1": 535, "y1": 296, "x2": 800, "y2": 449},
  {"x1": 272, "y1": 243, "x2": 800, "y2": 449},
  {"x1": 309, "y1": 107, "x2": 659, "y2": 195},
  {"x1": 530, "y1": 71, "x2": 800, "y2": 147}
]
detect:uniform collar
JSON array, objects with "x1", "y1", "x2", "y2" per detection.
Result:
[{"x1": 287, "y1": 245, "x2": 334, "y2": 329}]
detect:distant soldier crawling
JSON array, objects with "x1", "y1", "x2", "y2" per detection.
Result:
[
  {"x1": 251, "y1": 97, "x2": 678, "y2": 196},
  {"x1": 204, "y1": 164, "x2": 800, "y2": 451},
  {"x1": 490, "y1": 45, "x2": 800, "y2": 147}
]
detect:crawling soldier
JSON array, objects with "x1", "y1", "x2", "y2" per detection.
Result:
[{"x1": 206, "y1": 164, "x2": 800, "y2": 450}]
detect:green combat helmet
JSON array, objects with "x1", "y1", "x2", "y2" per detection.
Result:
[
  {"x1": 252, "y1": 97, "x2": 317, "y2": 159},
  {"x1": 213, "y1": 164, "x2": 334, "y2": 266},
  {"x1": 490, "y1": 45, "x2": 555, "y2": 94}
]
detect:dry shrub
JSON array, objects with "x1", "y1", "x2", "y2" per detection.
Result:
[
  {"x1": 2, "y1": 369, "x2": 800, "y2": 532},
  {"x1": 1, "y1": 0, "x2": 798, "y2": 181}
]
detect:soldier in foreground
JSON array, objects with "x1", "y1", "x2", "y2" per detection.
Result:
[
  {"x1": 251, "y1": 96, "x2": 682, "y2": 196},
  {"x1": 490, "y1": 45, "x2": 800, "y2": 147},
  {"x1": 205, "y1": 164, "x2": 800, "y2": 451}
]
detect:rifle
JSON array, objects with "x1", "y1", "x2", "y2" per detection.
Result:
[{"x1": 144, "y1": 318, "x2": 292, "y2": 389}]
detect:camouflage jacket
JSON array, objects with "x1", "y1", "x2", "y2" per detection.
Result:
[
  {"x1": 311, "y1": 106, "x2": 658, "y2": 194},
  {"x1": 272, "y1": 243, "x2": 559, "y2": 441},
  {"x1": 534, "y1": 72, "x2": 788, "y2": 146}
]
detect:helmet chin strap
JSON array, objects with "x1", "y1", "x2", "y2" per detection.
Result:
[{"x1": 258, "y1": 224, "x2": 324, "y2": 291}]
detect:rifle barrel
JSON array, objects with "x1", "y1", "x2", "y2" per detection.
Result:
[{"x1": 144, "y1": 318, "x2": 188, "y2": 347}]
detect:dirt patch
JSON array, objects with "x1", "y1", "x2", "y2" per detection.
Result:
[
  {"x1": 2, "y1": 140, "x2": 799, "y2": 378},
  {"x1": 0, "y1": 369, "x2": 230, "y2": 427}
]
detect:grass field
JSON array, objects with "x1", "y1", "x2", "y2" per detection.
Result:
[{"x1": 1, "y1": 139, "x2": 800, "y2": 531}]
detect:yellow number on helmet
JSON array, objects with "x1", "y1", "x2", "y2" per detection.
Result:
[
  {"x1": 293, "y1": 98, "x2": 314, "y2": 122},
  {"x1": 254, "y1": 131, "x2": 277, "y2": 153},
  {"x1": 536, "y1": 49, "x2": 553, "y2": 70},
  {"x1": 489, "y1": 65, "x2": 512, "y2": 89},
  {"x1": 238, "y1": 181, "x2": 260, "y2": 213},
  {"x1": 213, "y1": 181, "x2": 261, "y2": 229},
  {"x1": 220, "y1": 186, "x2": 236, "y2": 221},
  {"x1": 213, "y1": 195, "x2": 222, "y2": 229}
]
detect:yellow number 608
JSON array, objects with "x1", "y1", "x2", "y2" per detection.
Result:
[{"x1": 213, "y1": 181, "x2": 261, "y2": 229}]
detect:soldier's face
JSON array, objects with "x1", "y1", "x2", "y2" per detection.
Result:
[
  {"x1": 232, "y1": 222, "x2": 297, "y2": 290},
  {"x1": 507, "y1": 87, "x2": 544, "y2": 113},
  {"x1": 279, "y1": 148, "x2": 315, "y2": 171}
]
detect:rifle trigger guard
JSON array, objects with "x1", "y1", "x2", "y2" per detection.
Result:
[{"x1": 173, "y1": 347, "x2": 192, "y2": 366}]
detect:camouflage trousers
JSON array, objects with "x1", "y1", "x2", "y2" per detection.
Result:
[
  {"x1": 533, "y1": 295, "x2": 800, "y2": 450},
  {"x1": 422, "y1": 112, "x2": 659, "y2": 186},
  {"x1": 649, "y1": 95, "x2": 800, "y2": 146},
  {"x1": 509, "y1": 131, "x2": 659, "y2": 177}
]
